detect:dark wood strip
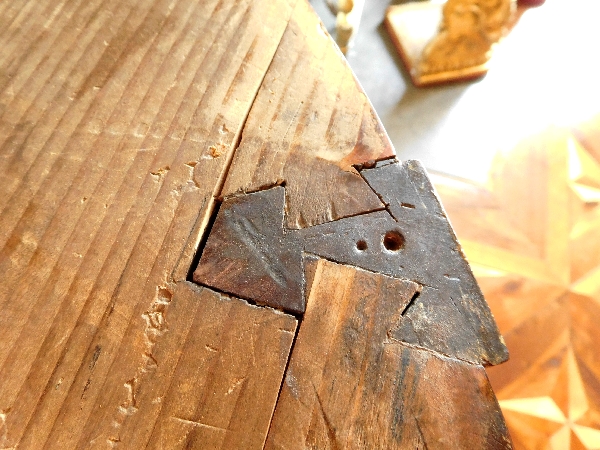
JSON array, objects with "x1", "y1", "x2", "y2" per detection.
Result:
[{"x1": 265, "y1": 259, "x2": 511, "y2": 449}]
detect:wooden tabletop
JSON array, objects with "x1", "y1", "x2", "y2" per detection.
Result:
[{"x1": 0, "y1": 0, "x2": 511, "y2": 448}]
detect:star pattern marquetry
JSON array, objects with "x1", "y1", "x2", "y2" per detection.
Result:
[{"x1": 432, "y1": 114, "x2": 600, "y2": 450}]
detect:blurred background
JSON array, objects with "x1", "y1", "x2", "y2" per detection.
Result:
[{"x1": 311, "y1": 0, "x2": 600, "y2": 448}]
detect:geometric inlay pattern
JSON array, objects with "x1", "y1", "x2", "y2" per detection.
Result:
[{"x1": 433, "y1": 114, "x2": 600, "y2": 450}]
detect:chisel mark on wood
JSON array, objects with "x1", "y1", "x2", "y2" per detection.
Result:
[
  {"x1": 208, "y1": 143, "x2": 227, "y2": 159},
  {"x1": 313, "y1": 385, "x2": 342, "y2": 450},
  {"x1": 414, "y1": 419, "x2": 429, "y2": 450},
  {"x1": 119, "y1": 379, "x2": 138, "y2": 416},
  {"x1": 0, "y1": 409, "x2": 11, "y2": 449},
  {"x1": 150, "y1": 166, "x2": 170, "y2": 178},
  {"x1": 282, "y1": 101, "x2": 304, "y2": 141},
  {"x1": 89, "y1": 345, "x2": 102, "y2": 371},
  {"x1": 81, "y1": 379, "x2": 92, "y2": 400},
  {"x1": 170, "y1": 417, "x2": 229, "y2": 433},
  {"x1": 226, "y1": 377, "x2": 246, "y2": 395}
]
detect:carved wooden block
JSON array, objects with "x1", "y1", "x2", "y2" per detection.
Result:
[{"x1": 385, "y1": 0, "x2": 516, "y2": 86}]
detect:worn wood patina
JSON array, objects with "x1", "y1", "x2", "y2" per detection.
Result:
[{"x1": 0, "y1": 0, "x2": 512, "y2": 448}]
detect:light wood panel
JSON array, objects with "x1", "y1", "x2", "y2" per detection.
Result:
[
  {"x1": 0, "y1": 0, "x2": 296, "y2": 448},
  {"x1": 130, "y1": 282, "x2": 295, "y2": 450}
]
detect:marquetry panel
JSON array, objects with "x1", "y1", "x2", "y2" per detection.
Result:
[{"x1": 434, "y1": 114, "x2": 600, "y2": 449}]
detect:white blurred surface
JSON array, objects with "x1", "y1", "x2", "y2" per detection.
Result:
[{"x1": 312, "y1": 0, "x2": 600, "y2": 183}]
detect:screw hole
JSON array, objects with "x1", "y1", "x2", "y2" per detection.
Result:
[
  {"x1": 356, "y1": 240, "x2": 368, "y2": 251},
  {"x1": 383, "y1": 230, "x2": 404, "y2": 251}
]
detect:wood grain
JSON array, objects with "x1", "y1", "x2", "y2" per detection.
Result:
[
  {"x1": 194, "y1": 187, "x2": 308, "y2": 314},
  {"x1": 195, "y1": 160, "x2": 508, "y2": 368},
  {"x1": 265, "y1": 258, "x2": 511, "y2": 449},
  {"x1": 360, "y1": 160, "x2": 508, "y2": 365},
  {"x1": 0, "y1": 0, "x2": 513, "y2": 448},
  {"x1": 124, "y1": 281, "x2": 295, "y2": 450},
  {"x1": 0, "y1": 0, "x2": 296, "y2": 448},
  {"x1": 432, "y1": 121, "x2": 600, "y2": 449},
  {"x1": 222, "y1": 0, "x2": 395, "y2": 229}
]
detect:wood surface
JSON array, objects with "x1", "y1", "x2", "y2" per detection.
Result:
[
  {"x1": 222, "y1": 0, "x2": 395, "y2": 229},
  {"x1": 265, "y1": 258, "x2": 511, "y2": 449},
  {"x1": 195, "y1": 160, "x2": 507, "y2": 366},
  {"x1": 194, "y1": 187, "x2": 308, "y2": 314},
  {"x1": 431, "y1": 117, "x2": 600, "y2": 449},
  {"x1": 141, "y1": 283, "x2": 297, "y2": 450},
  {"x1": 0, "y1": 0, "x2": 297, "y2": 448},
  {"x1": 0, "y1": 0, "x2": 512, "y2": 448},
  {"x1": 360, "y1": 160, "x2": 507, "y2": 365}
]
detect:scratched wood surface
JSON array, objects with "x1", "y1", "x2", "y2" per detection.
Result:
[
  {"x1": 0, "y1": 0, "x2": 511, "y2": 448},
  {"x1": 265, "y1": 259, "x2": 511, "y2": 449},
  {"x1": 0, "y1": 0, "x2": 297, "y2": 448},
  {"x1": 140, "y1": 283, "x2": 297, "y2": 450},
  {"x1": 222, "y1": 0, "x2": 395, "y2": 229}
]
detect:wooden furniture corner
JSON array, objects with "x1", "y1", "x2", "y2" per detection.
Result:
[{"x1": 0, "y1": 0, "x2": 511, "y2": 448}]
